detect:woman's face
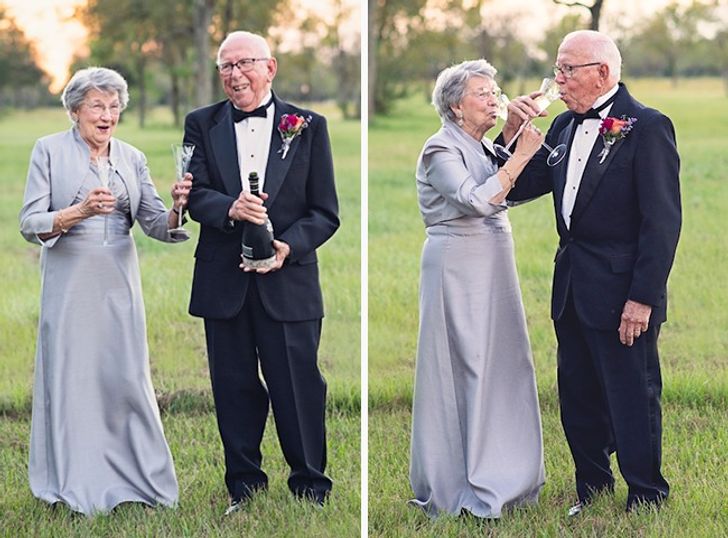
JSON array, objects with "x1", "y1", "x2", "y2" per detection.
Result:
[
  {"x1": 74, "y1": 88, "x2": 120, "y2": 154},
  {"x1": 452, "y1": 76, "x2": 499, "y2": 139}
]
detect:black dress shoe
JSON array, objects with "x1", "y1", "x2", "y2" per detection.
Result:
[
  {"x1": 567, "y1": 502, "x2": 584, "y2": 517},
  {"x1": 295, "y1": 490, "x2": 328, "y2": 508},
  {"x1": 223, "y1": 498, "x2": 248, "y2": 516}
]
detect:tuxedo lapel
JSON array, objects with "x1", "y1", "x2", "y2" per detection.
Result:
[
  {"x1": 570, "y1": 85, "x2": 633, "y2": 227},
  {"x1": 210, "y1": 104, "x2": 243, "y2": 197},
  {"x1": 264, "y1": 95, "x2": 298, "y2": 206}
]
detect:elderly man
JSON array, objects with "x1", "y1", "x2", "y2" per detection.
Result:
[
  {"x1": 503, "y1": 30, "x2": 681, "y2": 514},
  {"x1": 184, "y1": 31, "x2": 339, "y2": 514}
]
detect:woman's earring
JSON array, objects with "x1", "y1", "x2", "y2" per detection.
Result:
[{"x1": 457, "y1": 113, "x2": 464, "y2": 127}]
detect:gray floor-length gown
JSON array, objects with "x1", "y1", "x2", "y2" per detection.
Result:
[
  {"x1": 409, "y1": 120, "x2": 545, "y2": 518},
  {"x1": 20, "y1": 130, "x2": 179, "y2": 515}
]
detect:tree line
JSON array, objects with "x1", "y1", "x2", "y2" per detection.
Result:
[
  {"x1": 0, "y1": 0, "x2": 360, "y2": 125},
  {"x1": 3, "y1": 0, "x2": 726, "y2": 123},
  {"x1": 369, "y1": 0, "x2": 728, "y2": 118}
]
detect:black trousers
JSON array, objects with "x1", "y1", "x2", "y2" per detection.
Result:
[
  {"x1": 554, "y1": 290, "x2": 669, "y2": 509},
  {"x1": 204, "y1": 277, "x2": 332, "y2": 502}
]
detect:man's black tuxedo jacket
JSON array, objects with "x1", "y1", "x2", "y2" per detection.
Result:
[
  {"x1": 507, "y1": 84, "x2": 681, "y2": 330},
  {"x1": 184, "y1": 95, "x2": 339, "y2": 322}
]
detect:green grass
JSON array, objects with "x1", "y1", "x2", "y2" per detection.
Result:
[
  {"x1": 2, "y1": 411, "x2": 360, "y2": 537},
  {"x1": 369, "y1": 401, "x2": 728, "y2": 538},
  {"x1": 0, "y1": 103, "x2": 360, "y2": 535},
  {"x1": 368, "y1": 77, "x2": 728, "y2": 536}
]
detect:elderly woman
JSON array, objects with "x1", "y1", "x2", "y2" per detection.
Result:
[
  {"x1": 19, "y1": 67, "x2": 191, "y2": 515},
  {"x1": 409, "y1": 59, "x2": 546, "y2": 519}
]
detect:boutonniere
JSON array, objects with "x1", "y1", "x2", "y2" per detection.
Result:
[
  {"x1": 598, "y1": 116, "x2": 637, "y2": 164},
  {"x1": 277, "y1": 113, "x2": 312, "y2": 159}
]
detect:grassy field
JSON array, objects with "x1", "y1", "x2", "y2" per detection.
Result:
[
  {"x1": 368, "y1": 78, "x2": 728, "y2": 536},
  {"x1": 0, "y1": 104, "x2": 360, "y2": 536}
]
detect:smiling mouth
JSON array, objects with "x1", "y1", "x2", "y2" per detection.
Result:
[{"x1": 232, "y1": 83, "x2": 250, "y2": 92}]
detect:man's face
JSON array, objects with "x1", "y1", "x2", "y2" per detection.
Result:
[
  {"x1": 218, "y1": 36, "x2": 277, "y2": 112},
  {"x1": 554, "y1": 38, "x2": 604, "y2": 114}
]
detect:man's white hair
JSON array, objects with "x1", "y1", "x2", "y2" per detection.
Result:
[
  {"x1": 561, "y1": 30, "x2": 622, "y2": 82},
  {"x1": 217, "y1": 31, "x2": 272, "y2": 63}
]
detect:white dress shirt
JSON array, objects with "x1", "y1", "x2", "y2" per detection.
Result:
[
  {"x1": 561, "y1": 84, "x2": 619, "y2": 228},
  {"x1": 233, "y1": 91, "x2": 274, "y2": 192}
]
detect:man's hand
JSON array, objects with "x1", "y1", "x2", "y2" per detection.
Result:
[
  {"x1": 240, "y1": 240, "x2": 290, "y2": 274},
  {"x1": 618, "y1": 299, "x2": 652, "y2": 347},
  {"x1": 228, "y1": 191, "x2": 269, "y2": 224}
]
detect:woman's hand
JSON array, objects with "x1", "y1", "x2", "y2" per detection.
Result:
[
  {"x1": 171, "y1": 172, "x2": 193, "y2": 211},
  {"x1": 79, "y1": 187, "x2": 116, "y2": 217},
  {"x1": 503, "y1": 91, "x2": 545, "y2": 144},
  {"x1": 514, "y1": 123, "x2": 545, "y2": 160}
]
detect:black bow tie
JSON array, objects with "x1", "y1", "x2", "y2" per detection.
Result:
[
  {"x1": 481, "y1": 143, "x2": 497, "y2": 160},
  {"x1": 231, "y1": 97, "x2": 272, "y2": 122},
  {"x1": 572, "y1": 93, "x2": 618, "y2": 125}
]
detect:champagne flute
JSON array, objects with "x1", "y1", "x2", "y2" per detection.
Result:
[
  {"x1": 496, "y1": 92, "x2": 510, "y2": 122},
  {"x1": 170, "y1": 144, "x2": 195, "y2": 240},
  {"x1": 96, "y1": 156, "x2": 112, "y2": 245},
  {"x1": 494, "y1": 78, "x2": 568, "y2": 167}
]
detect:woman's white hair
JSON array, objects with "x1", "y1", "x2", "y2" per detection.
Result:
[
  {"x1": 561, "y1": 30, "x2": 622, "y2": 82},
  {"x1": 432, "y1": 59, "x2": 497, "y2": 123},
  {"x1": 61, "y1": 67, "x2": 129, "y2": 122}
]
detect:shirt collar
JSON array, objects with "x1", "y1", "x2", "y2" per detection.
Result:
[{"x1": 591, "y1": 83, "x2": 619, "y2": 111}]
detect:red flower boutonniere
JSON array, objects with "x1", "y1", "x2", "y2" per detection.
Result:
[
  {"x1": 277, "y1": 113, "x2": 312, "y2": 159},
  {"x1": 598, "y1": 116, "x2": 637, "y2": 164}
]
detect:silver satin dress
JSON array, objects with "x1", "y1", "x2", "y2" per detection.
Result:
[
  {"x1": 28, "y1": 162, "x2": 178, "y2": 515},
  {"x1": 409, "y1": 121, "x2": 545, "y2": 518}
]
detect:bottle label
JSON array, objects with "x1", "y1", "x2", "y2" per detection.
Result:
[{"x1": 242, "y1": 245, "x2": 254, "y2": 258}]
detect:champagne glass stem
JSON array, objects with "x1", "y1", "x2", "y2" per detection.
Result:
[{"x1": 503, "y1": 120, "x2": 529, "y2": 154}]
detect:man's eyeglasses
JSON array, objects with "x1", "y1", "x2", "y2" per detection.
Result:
[
  {"x1": 553, "y1": 62, "x2": 601, "y2": 79},
  {"x1": 216, "y1": 58, "x2": 269, "y2": 75},
  {"x1": 83, "y1": 102, "x2": 121, "y2": 116},
  {"x1": 467, "y1": 88, "x2": 502, "y2": 100}
]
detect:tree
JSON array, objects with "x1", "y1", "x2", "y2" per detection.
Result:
[
  {"x1": 194, "y1": 0, "x2": 214, "y2": 108},
  {"x1": 322, "y1": 0, "x2": 361, "y2": 119},
  {"x1": 716, "y1": 27, "x2": 728, "y2": 95},
  {"x1": 369, "y1": 0, "x2": 429, "y2": 118},
  {"x1": 540, "y1": 13, "x2": 588, "y2": 66},
  {"x1": 552, "y1": 0, "x2": 605, "y2": 31},
  {"x1": 471, "y1": 10, "x2": 537, "y2": 87},
  {"x1": 622, "y1": 1, "x2": 714, "y2": 86},
  {"x1": 79, "y1": 0, "x2": 163, "y2": 127},
  {"x1": 79, "y1": 0, "x2": 287, "y2": 126},
  {"x1": 0, "y1": 7, "x2": 50, "y2": 108}
]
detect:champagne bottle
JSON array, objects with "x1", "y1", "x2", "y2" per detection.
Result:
[{"x1": 241, "y1": 171, "x2": 276, "y2": 269}]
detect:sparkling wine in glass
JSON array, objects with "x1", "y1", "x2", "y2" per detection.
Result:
[
  {"x1": 496, "y1": 92, "x2": 510, "y2": 122},
  {"x1": 170, "y1": 143, "x2": 194, "y2": 240},
  {"x1": 494, "y1": 79, "x2": 567, "y2": 167},
  {"x1": 534, "y1": 77, "x2": 562, "y2": 112},
  {"x1": 96, "y1": 156, "x2": 112, "y2": 245}
]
